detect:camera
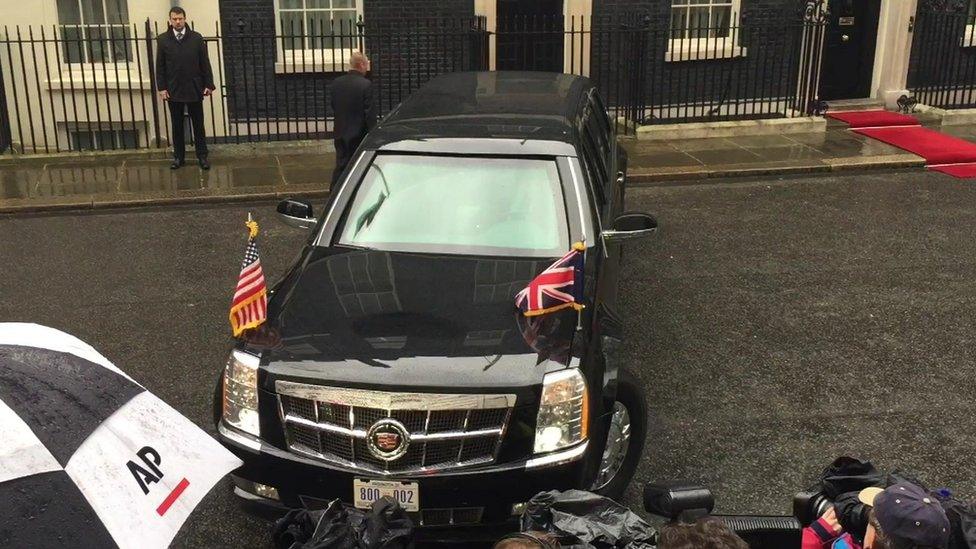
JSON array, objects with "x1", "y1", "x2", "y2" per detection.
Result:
[
  {"x1": 644, "y1": 482, "x2": 804, "y2": 549},
  {"x1": 793, "y1": 490, "x2": 832, "y2": 526}
]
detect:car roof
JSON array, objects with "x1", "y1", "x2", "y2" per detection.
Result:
[{"x1": 361, "y1": 71, "x2": 594, "y2": 153}]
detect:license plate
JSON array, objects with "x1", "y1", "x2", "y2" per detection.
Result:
[{"x1": 353, "y1": 479, "x2": 420, "y2": 512}]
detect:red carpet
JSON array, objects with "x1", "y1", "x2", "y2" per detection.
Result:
[
  {"x1": 827, "y1": 110, "x2": 920, "y2": 128},
  {"x1": 855, "y1": 126, "x2": 976, "y2": 165},
  {"x1": 828, "y1": 109, "x2": 976, "y2": 178},
  {"x1": 928, "y1": 164, "x2": 976, "y2": 178}
]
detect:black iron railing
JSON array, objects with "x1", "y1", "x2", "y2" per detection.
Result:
[
  {"x1": 908, "y1": 4, "x2": 976, "y2": 110},
  {"x1": 0, "y1": 12, "x2": 828, "y2": 155}
]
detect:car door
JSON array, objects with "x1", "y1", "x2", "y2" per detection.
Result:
[{"x1": 577, "y1": 99, "x2": 626, "y2": 443}]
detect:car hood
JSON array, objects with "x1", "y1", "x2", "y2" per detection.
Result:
[{"x1": 245, "y1": 248, "x2": 579, "y2": 390}]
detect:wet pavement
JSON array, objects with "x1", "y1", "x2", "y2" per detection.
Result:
[
  {"x1": 0, "y1": 120, "x2": 962, "y2": 212},
  {"x1": 0, "y1": 143, "x2": 335, "y2": 211},
  {"x1": 2, "y1": 167, "x2": 974, "y2": 546},
  {"x1": 621, "y1": 119, "x2": 929, "y2": 179}
]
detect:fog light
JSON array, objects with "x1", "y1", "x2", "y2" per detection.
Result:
[
  {"x1": 253, "y1": 482, "x2": 280, "y2": 500},
  {"x1": 511, "y1": 502, "x2": 527, "y2": 516}
]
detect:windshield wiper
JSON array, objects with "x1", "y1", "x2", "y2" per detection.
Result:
[
  {"x1": 352, "y1": 165, "x2": 393, "y2": 235},
  {"x1": 354, "y1": 190, "x2": 388, "y2": 234},
  {"x1": 338, "y1": 243, "x2": 375, "y2": 251}
]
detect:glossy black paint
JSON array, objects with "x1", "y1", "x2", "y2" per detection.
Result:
[{"x1": 217, "y1": 71, "x2": 638, "y2": 531}]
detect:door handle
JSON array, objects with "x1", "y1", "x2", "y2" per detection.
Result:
[
  {"x1": 841, "y1": 34, "x2": 850, "y2": 42},
  {"x1": 616, "y1": 171, "x2": 625, "y2": 184}
]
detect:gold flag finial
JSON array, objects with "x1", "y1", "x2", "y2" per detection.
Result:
[{"x1": 246, "y1": 212, "x2": 258, "y2": 239}]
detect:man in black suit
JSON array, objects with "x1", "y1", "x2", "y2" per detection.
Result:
[
  {"x1": 156, "y1": 7, "x2": 215, "y2": 170},
  {"x1": 330, "y1": 52, "x2": 376, "y2": 185}
]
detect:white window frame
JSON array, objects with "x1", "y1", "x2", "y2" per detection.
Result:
[
  {"x1": 963, "y1": 0, "x2": 976, "y2": 47},
  {"x1": 56, "y1": 0, "x2": 132, "y2": 65},
  {"x1": 666, "y1": 0, "x2": 746, "y2": 62},
  {"x1": 273, "y1": 0, "x2": 364, "y2": 74}
]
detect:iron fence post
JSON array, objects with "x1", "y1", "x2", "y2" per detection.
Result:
[
  {"x1": 0, "y1": 39, "x2": 10, "y2": 154},
  {"x1": 144, "y1": 18, "x2": 161, "y2": 148}
]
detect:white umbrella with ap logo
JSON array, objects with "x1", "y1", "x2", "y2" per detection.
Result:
[{"x1": 0, "y1": 323, "x2": 242, "y2": 548}]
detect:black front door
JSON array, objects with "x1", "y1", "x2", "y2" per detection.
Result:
[
  {"x1": 819, "y1": 0, "x2": 882, "y2": 100},
  {"x1": 496, "y1": 0, "x2": 564, "y2": 72}
]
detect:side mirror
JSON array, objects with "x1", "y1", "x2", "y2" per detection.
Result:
[
  {"x1": 644, "y1": 482, "x2": 714, "y2": 523},
  {"x1": 602, "y1": 212, "x2": 657, "y2": 243},
  {"x1": 277, "y1": 199, "x2": 315, "y2": 230}
]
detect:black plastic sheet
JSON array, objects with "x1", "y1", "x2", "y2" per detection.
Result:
[
  {"x1": 519, "y1": 489, "x2": 656, "y2": 549},
  {"x1": 272, "y1": 497, "x2": 414, "y2": 549}
]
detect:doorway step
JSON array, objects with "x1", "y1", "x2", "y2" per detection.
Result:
[{"x1": 827, "y1": 99, "x2": 885, "y2": 112}]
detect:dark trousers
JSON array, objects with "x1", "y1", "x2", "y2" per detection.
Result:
[
  {"x1": 331, "y1": 135, "x2": 364, "y2": 186},
  {"x1": 168, "y1": 101, "x2": 208, "y2": 161}
]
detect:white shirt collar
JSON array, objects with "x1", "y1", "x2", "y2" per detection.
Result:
[{"x1": 174, "y1": 28, "x2": 185, "y2": 39}]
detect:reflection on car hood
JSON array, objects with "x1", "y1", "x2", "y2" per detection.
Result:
[{"x1": 244, "y1": 248, "x2": 579, "y2": 389}]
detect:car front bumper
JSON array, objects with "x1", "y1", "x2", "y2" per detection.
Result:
[{"x1": 218, "y1": 422, "x2": 590, "y2": 541}]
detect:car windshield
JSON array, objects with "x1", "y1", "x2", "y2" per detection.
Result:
[{"x1": 335, "y1": 154, "x2": 569, "y2": 257}]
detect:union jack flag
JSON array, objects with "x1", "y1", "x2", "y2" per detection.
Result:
[
  {"x1": 229, "y1": 218, "x2": 267, "y2": 337},
  {"x1": 515, "y1": 242, "x2": 585, "y2": 317}
]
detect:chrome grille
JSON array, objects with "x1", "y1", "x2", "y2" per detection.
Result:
[{"x1": 277, "y1": 381, "x2": 515, "y2": 474}]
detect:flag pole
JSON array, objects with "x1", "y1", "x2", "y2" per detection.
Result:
[{"x1": 576, "y1": 237, "x2": 586, "y2": 332}]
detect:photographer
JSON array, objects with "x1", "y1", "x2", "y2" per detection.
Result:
[{"x1": 802, "y1": 483, "x2": 950, "y2": 549}]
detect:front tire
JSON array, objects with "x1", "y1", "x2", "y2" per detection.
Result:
[{"x1": 591, "y1": 368, "x2": 647, "y2": 499}]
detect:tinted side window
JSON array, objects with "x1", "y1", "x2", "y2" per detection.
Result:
[
  {"x1": 590, "y1": 92, "x2": 614, "y2": 138},
  {"x1": 582, "y1": 95, "x2": 612, "y2": 181},
  {"x1": 579, "y1": 132, "x2": 607, "y2": 211}
]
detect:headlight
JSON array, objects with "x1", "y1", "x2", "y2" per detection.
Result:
[
  {"x1": 534, "y1": 368, "x2": 588, "y2": 454},
  {"x1": 222, "y1": 350, "x2": 260, "y2": 437}
]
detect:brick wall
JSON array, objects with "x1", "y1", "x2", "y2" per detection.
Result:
[
  {"x1": 216, "y1": 0, "x2": 477, "y2": 127},
  {"x1": 216, "y1": 0, "x2": 814, "y2": 128},
  {"x1": 364, "y1": 0, "x2": 473, "y2": 21},
  {"x1": 591, "y1": 0, "x2": 807, "y2": 122}
]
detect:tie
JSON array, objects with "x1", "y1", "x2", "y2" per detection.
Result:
[{"x1": 176, "y1": 31, "x2": 183, "y2": 42}]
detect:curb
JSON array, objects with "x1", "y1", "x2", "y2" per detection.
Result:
[
  {"x1": 0, "y1": 189, "x2": 330, "y2": 215},
  {"x1": 0, "y1": 140, "x2": 335, "y2": 166},
  {"x1": 626, "y1": 156, "x2": 926, "y2": 185},
  {"x1": 0, "y1": 156, "x2": 928, "y2": 214}
]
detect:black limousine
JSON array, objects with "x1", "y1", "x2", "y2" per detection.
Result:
[{"x1": 215, "y1": 71, "x2": 658, "y2": 542}]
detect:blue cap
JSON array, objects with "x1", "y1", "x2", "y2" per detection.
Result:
[{"x1": 860, "y1": 483, "x2": 950, "y2": 547}]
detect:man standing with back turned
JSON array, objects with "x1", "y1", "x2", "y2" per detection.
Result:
[
  {"x1": 156, "y1": 7, "x2": 215, "y2": 170},
  {"x1": 330, "y1": 51, "x2": 375, "y2": 185}
]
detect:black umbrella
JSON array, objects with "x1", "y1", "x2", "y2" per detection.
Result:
[{"x1": 0, "y1": 323, "x2": 242, "y2": 548}]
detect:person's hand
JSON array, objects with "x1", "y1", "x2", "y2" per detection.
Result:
[
  {"x1": 158, "y1": 90, "x2": 169, "y2": 101},
  {"x1": 821, "y1": 506, "x2": 843, "y2": 534},
  {"x1": 203, "y1": 87, "x2": 213, "y2": 97}
]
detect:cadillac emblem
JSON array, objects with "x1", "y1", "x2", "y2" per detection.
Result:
[{"x1": 366, "y1": 418, "x2": 410, "y2": 461}]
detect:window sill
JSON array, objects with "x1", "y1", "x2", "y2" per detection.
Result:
[
  {"x1": 961, "y1": 27, "x2": 976, "y2": 47},
  {"x1": 274, "y1": 60, "x2": 352, "y2": 74},
  {"x1": 45, "y1": 68, "x2": 149, "y2": 91},
  {"x1": 275, "y1": 51, "x2": 355, "y2": 74},
  {"x1": 665, "y1": 46, "x2": 747, "y2": 63}
]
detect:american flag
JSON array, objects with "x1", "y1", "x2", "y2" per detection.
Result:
[
  {"x1": 229, "y1": 219, "x2": 267, "y2": 337},
  {"x1": 515, "y1": 242, "x2": 585, "y2": 317}
]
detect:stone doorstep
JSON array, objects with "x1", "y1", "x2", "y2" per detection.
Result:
[
  {"x1": 915, "y1": 104, "x2": 976, "y2": 126},
  {"x1": 635, "y1": 116, "x2": 827, "y2": 141}
]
